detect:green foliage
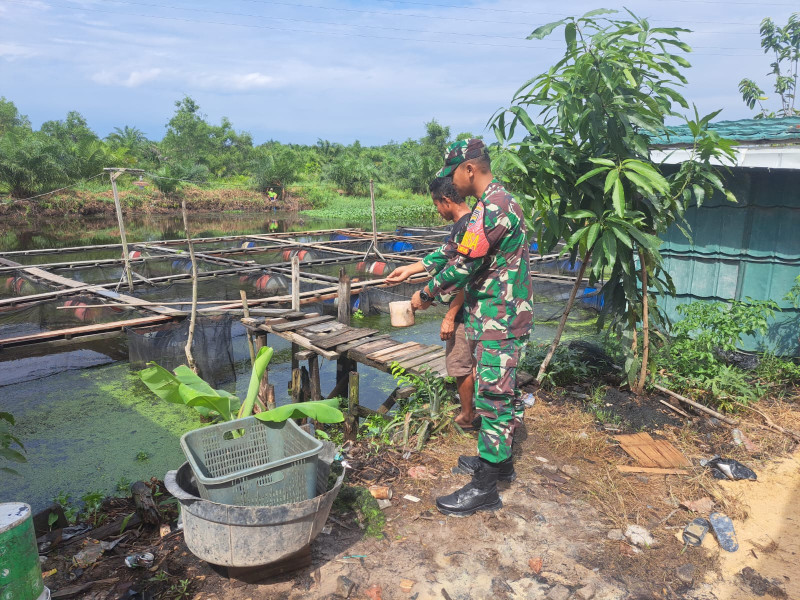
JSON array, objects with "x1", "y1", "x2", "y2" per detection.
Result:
[
  {"x1": 136, "y1": 451, "x2": 150, "y2": 461},
  {"x1": 658, "y1": 298, "x2": 780, "y2": 411},
  {"x1": 369, "y1": 364, "x2": 461, "y2": 451},
  {"x1": 739, "y1": 13, "x2": 800, "y2": 118},
  {"x1": 754, "y1": 353, "x2": 800, "y2": 388},
  {"x1": 786, "y1": 275, "x2": 800, "y2": 308},
  {"x1": 80, "y1": 490, "x2": 106, "y2": 527},
  {"x1": 54, "y1": 492, "x2": 79, "y2": 524},
  {"x1": 520, "y1": 343, "x2": 600, "y2": 389},
  {"x1": 116, "y1": 477, "x2": 132, "y2": 496},
  {"x1": 254, "y1": 399, "x2": 344, "y2": 424},
  {"x1": 139, "y1": 363, "x2": 241, "y2": 421},
  {"x1": 0, "y1": 412, "x2": 26, "y2": 476},
  {"x1": 333, "y1": 485, "x2": 385, "y2": 539},
  {"x1": 491, "y1": 10, "x2": 737, "y2": 388}
]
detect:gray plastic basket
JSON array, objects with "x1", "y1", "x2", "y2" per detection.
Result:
[{"x1": 180, "y1": 417, "x2": 323, "y2": 507}]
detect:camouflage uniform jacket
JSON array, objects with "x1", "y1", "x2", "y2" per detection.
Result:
[{"x1": 424, "y1": 180, "x2": 533, "y2": 341}]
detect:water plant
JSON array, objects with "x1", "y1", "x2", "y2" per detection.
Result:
[{"x1": 0, "y1": 412, "x2": 25, "y2": 475}]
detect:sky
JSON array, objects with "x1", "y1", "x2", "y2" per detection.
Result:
[{"x1": 0, "y1": 0, "x2": 797, "y2": 145}]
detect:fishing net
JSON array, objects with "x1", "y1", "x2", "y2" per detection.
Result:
[
  {"x1": 127, "y1": 315, "x2": 236, "y2": 387},
  {"x1": 0, "y1": 296, "x2": 145, "y2": 340}
]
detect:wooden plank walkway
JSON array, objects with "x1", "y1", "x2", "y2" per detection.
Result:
[
  {"x1": 242, "y1": 312, "x2": 451, "y2": 377},
  {"x1": 242, "y1": 312, "x2": 538, "y2": 388}
]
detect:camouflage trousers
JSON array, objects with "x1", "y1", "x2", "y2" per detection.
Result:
[{"x1": 470, "y1": 338, "x2": 525, "y2": 463}]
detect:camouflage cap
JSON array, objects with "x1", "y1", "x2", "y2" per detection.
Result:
[{"x1": 436, "y1": 138, "x2": 487, "y2": 178}]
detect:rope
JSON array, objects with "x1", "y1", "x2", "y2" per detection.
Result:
[{"x1": 7, "y1": 173, "x2": 106, "y2": 203}]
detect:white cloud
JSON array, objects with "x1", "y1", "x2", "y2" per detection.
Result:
[
  {"x1": 92, "y1": 68, "x2": 163, "y2": 87},
  {"x1": 209, "y1": 72, "x2": 277, "y2": 91},
  {"x1": 0, "y1": 43, "x2": 38, "y2": 60}
]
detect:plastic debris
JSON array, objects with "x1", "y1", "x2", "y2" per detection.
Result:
[
  {"x1": 321, "y1": 525, "x2": 333, "y2": 535},
  {"x1": 73, "y1": 539, "x2": 104, "y2": 568},
  {"x1": 625, "y1": 525, "x2": 655, "y2": 548},
  {"x1": 125, "y1": 552, "x2": 154, "y2": 569},
  {"x1": 399, "y1": 579, "x2": 416, "y2": 593},
  {"x1": 402, "y1": 494, "x2": 420, "y2": 503},
  {"x1": 528, "y1": 557, "x2": 543, "y2": 574},
  {"x1": 522, "y1": 392, "x2": 536, "y2": 408},
  {"x1": 377, "y1": 499, "x2": 392, "y2": 510},
  {"x1": 336, "y1": 575, "x2": 356, "y2": 598},
  {"x1": 701, "y1": 456, "x2": 757, "y2": 481},
  {"x1": 681, "y1": 497, "x2": 715, "y2": 514},
  {"x1": 364, "y1": 585, "x2": 383, "y2": 600}
]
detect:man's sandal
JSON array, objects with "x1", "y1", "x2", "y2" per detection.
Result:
[{"x1": 682, "y1": 517, "x2": 710, "y2": 546}]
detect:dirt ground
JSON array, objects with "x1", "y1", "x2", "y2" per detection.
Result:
[{"x1": 42, "y1": 388, "x2": 799, "y2": 600}]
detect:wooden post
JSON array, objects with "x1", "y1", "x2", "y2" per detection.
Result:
[
  {"x1": 291, "y1": 255, "x2": 301, "y2": 312},
  {"x1": 291, "y1": 255, "x2": 300, "y2": 372},
  {"x1": 345, "y1": 371, "x2": 360, "y2": 442},
  {"x1": 110, "y1": 171, "x2": 135, "y2": 292},
  {"x1": 181, "y1": 199, "x2": 199, "y2": 372},
  {"x1": 369, "y1": 178, "x2": 378, "y2": 251},
  {"x1": 309, "y1": 354, "x2": 321, "y2": 401},
  {"x1": 337, "y1": 267, "x2": 351, "y2": 326},
  {"x1": 266, "y1": 384, "x2": 276, "y2": 410},
  {"x1": 291, "y1": 368, "x2": 302, "y2": 403},
  {"x1": 240, "y1": 290, "x2": 256, "y2": 365}
]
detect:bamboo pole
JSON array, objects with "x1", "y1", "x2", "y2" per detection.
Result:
[
  {"x1": 653, "y1": 384, "x2": 737, "y2": 425},
  {"x1": 345, "y1": 371, "x2": 360, "y2": 442},
  {"x1": 181, "y1": 200, "x2": 198, "y2": 372},
  {"x1": 337, "y1": 267, "x2": 351, "y2": 326},
  {"x1": 109, "y1": 171, "x2": 135, "y2": 292},
  {"x1": 634, "y1": 249, "x2": 650, "y2": 395},
  {"x1": 240, "y1": 290, "x2": 257, "y2": 365},
  {"x1": 291, "y1": 255, "x2": 300, "y2": 372},
  {"x1": 537, "y1": 249, "x2": 593, "y2": 383}
]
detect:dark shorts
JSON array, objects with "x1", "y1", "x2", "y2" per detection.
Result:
[{"x1": 445, "y1": 322, "x2": 475, "y2": 378}]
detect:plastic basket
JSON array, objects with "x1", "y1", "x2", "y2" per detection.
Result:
[{"x1": 180, "y1": 417, "x2": 323, "y2": 507}]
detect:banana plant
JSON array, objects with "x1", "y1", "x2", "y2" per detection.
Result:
[{"x1": 139, "y1": 346, "x2": 344, "y2": 424}]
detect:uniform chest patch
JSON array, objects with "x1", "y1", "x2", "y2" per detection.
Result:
[{"x1": 457, "y1": 202, "x2": 490, "y2": 258}]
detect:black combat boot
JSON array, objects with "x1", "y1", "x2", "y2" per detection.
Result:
[
  {"x1": 436, "y1": 458, "x2": 503, "y2": 516},
  {"x1": 456, "y1": 455, "x2": 516, "y2": 481}
]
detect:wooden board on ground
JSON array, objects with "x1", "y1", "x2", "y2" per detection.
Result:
[
  {"x1": 614, "y1": 433, "x2": 691, "y2": 468},
  {"x1": 616, "y1": 466, "x2": 689, "y2": 475}
]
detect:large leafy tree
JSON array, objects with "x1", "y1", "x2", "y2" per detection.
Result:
[
  {"x1": 739, "y1": 13, "x2": 800, "y2": 119},
  {"x1": 491, "y1": 9, "x2": 736, "y2": 392},
  {"x1": 161, "y1": 96, "x2": 253, "y2": 177}
]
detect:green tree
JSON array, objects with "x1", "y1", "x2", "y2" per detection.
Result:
[
  {"x1": 161, "y1": 96, "x2": 253, "y2": 176},
  {"x1": 739, "y1": 13, "x2": 800, "y2": 118},
  {"x1": 0, "y1": 104, "x2": 69, "y2": 198},
  {"x1": 491, "y1": 9, "x2": 736, "y2": 392},
  {"x1": 250, "y1": 143, "x2": 300, "y2": 192}
]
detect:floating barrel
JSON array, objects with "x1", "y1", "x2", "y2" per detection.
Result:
[
  {"x1": 356, "y1": 261, "x2": 396, "y2": 276},
  {"x1": 383, "y1": 241, "x2": 414, "y2": 253},
  {"x1": 171, "y1": 259, "x2": 193, "y2": 272},
  {"x1": 254, "y1": 274, "x2": 289, "y2": 294},
  {"x1": 240, "y1": 241, "x2": 256, "y2": 249},
  {"x1": 558, "y1": 258, "x2": 583, "y2": 274},
  {"x1": 530, "y1": 241, "x2": 539, "y2": 252},
  {"x1": 580, "y1": 287, "x2": 605, "y2": 310},
  {"x1": 128, "y1": 250, "x2": 141, "y2": 259},
  {"x1": 329, "y1": 234, "x2": 352, "y2": 241},
  {"x1": 0, "y1": 503, "x2": 47, "y2": 600},
  {"x1": 63, "y1": 299, "x2": 93, "y2": 322},
  {"x1": 4, "y1": 277, "x2": 35, "y2": 296},
  {"x1": 281, "y1": 249, "x2": 317, "y2": 263}
]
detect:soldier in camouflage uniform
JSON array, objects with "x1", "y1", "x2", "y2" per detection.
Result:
[{"x1": 411, "y1": 138, "x2": 533, "y2": 516}]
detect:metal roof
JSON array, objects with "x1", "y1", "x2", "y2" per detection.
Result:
[
  {"x1": 650, "y1": 117, "x2": 800, "y2": 170},
  {"x1": 651, "y1": 116, "x2": 800, "y2": 146}
]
